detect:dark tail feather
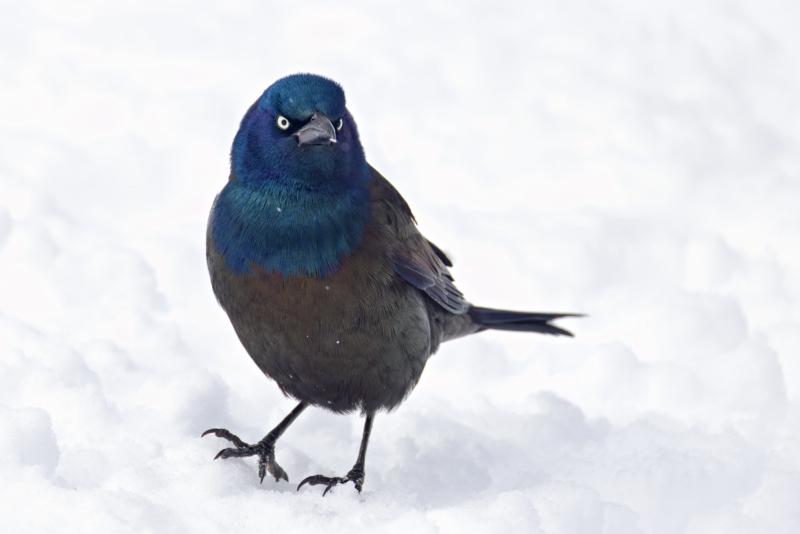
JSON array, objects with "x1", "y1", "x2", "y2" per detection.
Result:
[{"x1": 468, "y1": 306, "x2": 582, "y2": 337}]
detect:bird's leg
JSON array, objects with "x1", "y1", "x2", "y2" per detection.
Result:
[
  {"x1": 202, "y1": 401, "x2": 308, "y2": 483},
  {"x1": 297, "y1": 412, "x2": 374, "y2": 496}
]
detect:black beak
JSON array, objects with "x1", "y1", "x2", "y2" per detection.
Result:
[{"x1": 294, "y1": 112, "x2": 337, "y2": 146}]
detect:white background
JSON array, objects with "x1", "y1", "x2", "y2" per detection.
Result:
[{"x1": 1, "y1": 1, "x2": 799, "y2": 532}]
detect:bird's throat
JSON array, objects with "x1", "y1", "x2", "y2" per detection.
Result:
[{"x1": 210, "y1": 179, "x2": 371, "y2": 278}]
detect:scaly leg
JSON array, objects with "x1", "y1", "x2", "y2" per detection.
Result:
[
  {"x1": 202, "y1": 401, "x2": 308, "y2": 483},
  {"x1": 297, "y1": 412, "x2": 374, "y2": 495}
]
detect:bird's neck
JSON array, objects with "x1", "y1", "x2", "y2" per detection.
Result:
[{"x1": 210, "y1": 177, "x2": 371, "y2": 278}]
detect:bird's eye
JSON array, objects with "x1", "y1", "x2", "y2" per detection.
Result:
[
  {"x1": 276, "y1": 116, "x2": 291, "y2": 130},
  {"x1": 335, "y1": 119, "x2": 343, "y2": 131}
]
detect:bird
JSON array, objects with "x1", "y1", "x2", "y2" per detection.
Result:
[{"x1": 203, "y1": 73, "x2": 580, "y2": 496}]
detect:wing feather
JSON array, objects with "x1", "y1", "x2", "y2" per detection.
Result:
[{"x1": 368, "y1": 167, "x2": 469, "y2": 315}]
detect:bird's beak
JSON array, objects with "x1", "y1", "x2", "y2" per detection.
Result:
[{"x1": 294, "y1": 112, "x2": 337, "y2": 146}]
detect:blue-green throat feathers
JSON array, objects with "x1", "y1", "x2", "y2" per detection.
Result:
[{"x1": 211, "y1": 178, "x2": 370, "y2": 277}]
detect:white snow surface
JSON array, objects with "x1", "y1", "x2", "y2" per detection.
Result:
[{"x1": 2, "y1": 1, "x2": 800, "y2": 532}]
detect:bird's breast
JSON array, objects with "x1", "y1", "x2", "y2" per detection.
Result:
[{"x1": 207, "y1": 212, "x2": 433, "y2": 413}]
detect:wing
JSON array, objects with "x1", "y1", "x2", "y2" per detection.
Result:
[{"x1": 368, "y1": 167, "x2": 470, "y2": 315}]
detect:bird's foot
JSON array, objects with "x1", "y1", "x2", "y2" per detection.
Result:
[
  {"x1": 201, "y1": 428, "x2": 288, "y2": 483},
  {"x1": 297, "y1": 467, "x2": 365, "y2": 496}
]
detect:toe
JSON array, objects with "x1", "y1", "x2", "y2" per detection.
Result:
[
  {"x1": 214, "y1": 448, "x2": 237, "y2": 460},
  {"x1": 297, "y1": 474, "x2": 336, "y2": 491},
  {"x1": 202, "y1": 428, "x2": 249, "y2": 449},
  {"x1": 269, "y1": 463, "x2": 289, "y2": 483}
]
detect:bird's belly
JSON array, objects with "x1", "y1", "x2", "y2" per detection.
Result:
[{"x1": 209, "y1": 248, "x2": 432, "y2": 413}]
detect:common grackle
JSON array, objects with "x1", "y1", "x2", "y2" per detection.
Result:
[{"x1": 203, "y1": 73, "x2": 580, "y2": 495}]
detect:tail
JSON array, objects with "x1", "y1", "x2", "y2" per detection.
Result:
[{"x1": 468, "y1": 306, "x2": 582, "y2": 337}]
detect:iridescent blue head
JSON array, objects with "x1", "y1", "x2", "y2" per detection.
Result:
[{"x1": 211, "y1": 74, "x2": 373, "y2": 278}]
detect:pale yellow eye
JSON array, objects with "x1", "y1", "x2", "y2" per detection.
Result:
[
  {"x1": 276, "y1": 116, "x2": 290, "y2": 130},
  {"x1": 335, "y1": 119, "x2": 343, "y2": 131}
]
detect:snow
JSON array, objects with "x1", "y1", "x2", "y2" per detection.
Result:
[{"x1": 2, "y1": 0, "x2": 800, "y2": 532}]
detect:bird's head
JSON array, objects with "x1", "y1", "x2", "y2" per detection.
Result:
[{"x1": 231, "y1": 73, "x2": 370, "y2": 190}]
